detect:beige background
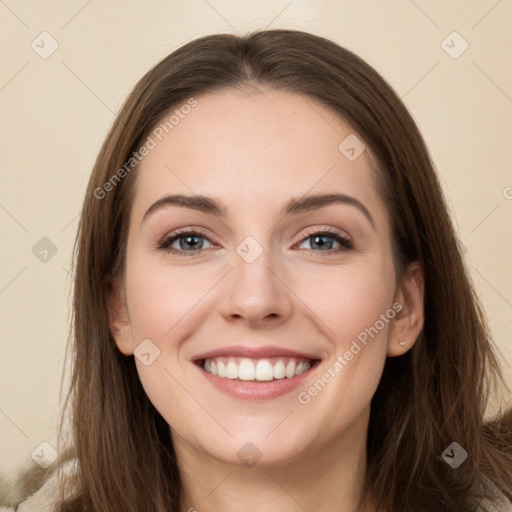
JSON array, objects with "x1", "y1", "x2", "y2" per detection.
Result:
[{"x1": 1, "y1": 0, "x2": 511, "y2": 484}]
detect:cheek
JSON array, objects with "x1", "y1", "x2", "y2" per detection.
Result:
[
  {"x1": 124, "y1": 253, "x2": 210, "y2": 341},
  {"x1": 291, "y1": 265, "x2": 395, "y2": 431},
  {"x1": 293, "y1": 258, "x2": 396, "y2": 348},
  {"x1": 122, "y1": 252, "x2": 219, "y2": 415},
  {"x1": 123, "y1": 255, "x2": 206, "y2": 435}
]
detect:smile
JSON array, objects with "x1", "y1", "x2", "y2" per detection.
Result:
[
  {"x1": 202, "y1": 356, "x2": 312, "y2": 381},
  {"x1": 193, "y1": 345, "x2": 321, "y2": 400}
]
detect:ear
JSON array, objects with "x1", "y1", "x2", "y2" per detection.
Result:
[
  {"x1": 387, "y1": 261, "x2": 425, "y2": 357},
  {"x1": 107, "y1": 277, "x2": 134, "y2": 356}
]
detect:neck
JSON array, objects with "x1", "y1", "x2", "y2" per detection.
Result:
[{"x1": 175, "y1": 405, "x2": 379, "y2": 512}]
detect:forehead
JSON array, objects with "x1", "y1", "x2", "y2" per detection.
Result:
[{"x1": 131, "y1": 88, "x2": 387, "y2": 227}]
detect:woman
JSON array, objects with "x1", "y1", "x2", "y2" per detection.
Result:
[{"x1": 8, "y1": 29, "x2": 512, "y2": 512}]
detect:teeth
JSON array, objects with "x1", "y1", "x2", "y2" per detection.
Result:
[
  {"x1": 226, "y1": 361, "x2": 238, "y2": 379},
  {"x1": 273, "y1": 360, "x2": 286, "y2": 379},
  {"x1": 217, "y1": 361, "x2": 226, "y2": 378},
  {"x1": 239, "y1": 358, "x2": 256, "y2": 380},
  {"x1": 255, "y1": 360, "x2": 274, "y2": 381},
  {"x1": 285, "y1": 360, "x2": 296, "y2": 378},
  {"x1": 202, "y1": 357, "x2": 312, "y2": 381}
]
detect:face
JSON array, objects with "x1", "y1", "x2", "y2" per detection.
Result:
[{"x1": 110, "y1": 88, "x2": 422, "y2": 469}]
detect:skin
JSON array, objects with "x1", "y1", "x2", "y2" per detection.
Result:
[{"x1": 109, "y1": 87, "x2": 425, "y2": 512}]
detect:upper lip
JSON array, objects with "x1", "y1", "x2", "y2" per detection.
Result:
[{"x1": 192, "y1": 345, "x2": 321, "y2": 361}]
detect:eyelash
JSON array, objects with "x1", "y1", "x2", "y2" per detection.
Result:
[{"x1": 156, "y1": 227, "x2": 354, "y2": 256}]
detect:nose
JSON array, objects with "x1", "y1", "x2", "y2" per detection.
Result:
[{"x1": 218, "y1": 243, "x2": 294, "y2": 329}]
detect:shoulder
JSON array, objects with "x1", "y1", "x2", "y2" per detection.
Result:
[
  {"x1": 8, "y1": 458, "x2": 79, "y2": 512},
  {"x1": 476, "y1": 476, "x2": 512, "y2": 512}
]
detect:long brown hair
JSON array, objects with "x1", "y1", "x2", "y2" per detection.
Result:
[{"x1": 34, "y1": 29, "x2": 512, "y2": 511}]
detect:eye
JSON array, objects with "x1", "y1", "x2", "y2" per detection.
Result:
[
  {"x1": 157, "y1": 229, "x2": 214, "y2": 255},
  {"x1": 296, "y1": 228, "x2": 353, "y2": 254},
  {"x1": 157, "y1": 227, "x2": 353, "y2": 256}
]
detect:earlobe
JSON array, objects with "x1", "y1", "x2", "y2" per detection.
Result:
[
  {"x1": 107, "y1": 277, "x2": 134, "y2": 356},
  {"x1": 387, "y1": 262, "x2": 425, "y2": 357}
]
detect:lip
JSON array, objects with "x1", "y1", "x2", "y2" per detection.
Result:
[
  {"x1": 192, "y1": 345, "x2": 322, "y2": 401},
  {"x1": 192, "y1": 344, "x2": 320, "y2": 361}
]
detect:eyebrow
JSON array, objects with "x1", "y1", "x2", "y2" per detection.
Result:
[{"x1": 142, "y1": 193, "x2": 375, "y2": 230}]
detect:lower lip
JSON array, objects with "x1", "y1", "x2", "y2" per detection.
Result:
[{"x1": 196, "y1": 362, "x2": 320, "y2": 401}]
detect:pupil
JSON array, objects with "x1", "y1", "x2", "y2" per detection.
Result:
[
  {"x1": 182, "y1": 235, "x2": 201, "y2": 250},
  {"x1": 313, "y1": 235, "x2": 332, "y2": 250}
]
